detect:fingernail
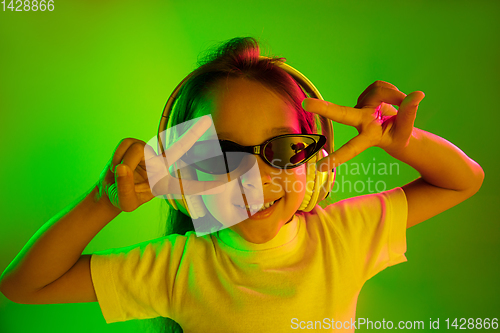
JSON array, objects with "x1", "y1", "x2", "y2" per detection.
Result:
[
  {"x1": 302, "y1": 98, "x2": 318, "y2": 111},
  {"x1": 117, "y1": 164, "x2": 127, "y2": 177},
  {"x1": 303, "y1": 98, "x2": 327, "y2": 112},
  {"x1": 301, "y1": 99, "x2": 310, "y2": 110}
]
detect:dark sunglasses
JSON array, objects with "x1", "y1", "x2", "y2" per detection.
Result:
[{"x1": 179, "y1": 134, "x2": 326, "y2": 175}]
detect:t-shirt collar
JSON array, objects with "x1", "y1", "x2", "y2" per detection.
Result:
[{"x1": 216, "y1": 215, "x2": 299, "y2": 251}]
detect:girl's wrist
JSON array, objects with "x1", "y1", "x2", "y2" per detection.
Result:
[
  {"x1": 382, "y1": 127, "x2": 420, "y2": 162},
  {"x1": 91, "y1": 182, "x2": 123, "y2": 216}
]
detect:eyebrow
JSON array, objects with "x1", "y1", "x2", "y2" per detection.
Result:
[
  {"x1": 270, "y1": 127, "x2": 300, "y2": 134},
  {"x1": 217, "y1": 127, "x2": 299, "y2": 138}
]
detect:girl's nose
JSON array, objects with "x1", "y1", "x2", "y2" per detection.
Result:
[{"x1": 239, "y1": 155, "x2": 275, "y2": 190}]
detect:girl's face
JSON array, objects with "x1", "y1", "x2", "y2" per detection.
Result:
[{"x1": 194, "y1": 77, "x2": 307, "y2": 244}]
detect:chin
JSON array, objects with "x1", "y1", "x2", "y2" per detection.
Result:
[{"x1": 231, "y1": 218, "x2": 283, "y2": 244}]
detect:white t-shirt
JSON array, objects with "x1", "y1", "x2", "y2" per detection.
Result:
[{"x1": 90, "y1": 187, "x2": 408, "y2": 332}]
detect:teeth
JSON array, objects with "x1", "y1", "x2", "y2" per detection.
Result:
[{"x1": 236, "y1": 199, "x2": 278, "y2": 211}]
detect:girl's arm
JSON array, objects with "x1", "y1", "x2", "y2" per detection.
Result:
[
  {"x1": 0, "y1": 136, "x2": 148, "y2": 304},
  {"x1": 302, "y1": 81, "x2": 484, "y2": 229},
  {"x1": 1, "y1": 123, "x2": 225, "y2": 304},
  {"x1": 0, "y1": 183, "x2": 121, "y2": 304},
  {"x1": 384, "y1": 127, "x2": 483, "y2": 228}
]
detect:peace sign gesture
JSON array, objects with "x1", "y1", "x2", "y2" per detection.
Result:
[
  {"x1": 98, "y1": 115, "x2": 226, "y2": 212},
  {"x1": 302, "y1": 81, "x2": 425, "y2": 172}
]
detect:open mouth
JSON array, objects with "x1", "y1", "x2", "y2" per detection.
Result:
[{"x1": 233, "y1": 197, "x2": 282, "y2": 215}]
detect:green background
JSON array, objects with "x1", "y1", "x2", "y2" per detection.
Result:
[{"x1": 1, "y1": 1, "x2": 498, "y2": 332}]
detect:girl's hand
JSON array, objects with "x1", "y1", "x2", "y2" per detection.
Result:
[
  {"x1": 96, "y1": 115, "x2": 225, "y2": 212},
  {"x1": 301, "y1": 80, "x2": 425, "y2": 171}
]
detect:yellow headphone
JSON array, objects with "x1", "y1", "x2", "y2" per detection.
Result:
[{"x1": 157, "y1": 56, "x2": 336, "y2": 219}]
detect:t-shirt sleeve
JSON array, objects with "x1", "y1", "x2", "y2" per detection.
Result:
[
  {"x1": 324, "y1": 187, "x2": 408, "y2": 284},
  {"x1": 90, "y1": 235, "x2": 186, "y2": 324}
]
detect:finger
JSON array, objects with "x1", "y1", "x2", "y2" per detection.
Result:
[
  {"x1": 179, "y1": 179, "x2": 227, "y2": 195},
  {"x1": 355, "y1": 86, "x2": 407, "y2": 109},
  {"x1": 110, "y1": 138, "x2": 145, "y2": 173},
  {"x1": 316, "y1": 134, "x2": 374, "y2": 171},
  {"x1": 143, "y1": 142, "x2": 160, "y2": 161},
  {"x1": 393, "y1": 91, "x2": 425, "y2": 143},
  {"x1": 302, "y1": 98, "x2": 362, "y2": 127},
  {"x1": 121, "y1": 141, "x2": 147, "y2": 173},
  {"x1": 143, "y1": 142, "x2": 174, "y2": 175},
  {"x1": 134, "y1": 180, "x2": 221, "y2": 195},
  {"x1": 150, "y1": 174, "x2": 226, "y2": 196},
  {"x1": 380, "y1": 103, "x2": 398, "y2": 117},
  {"x1": 162, "y1": 115, "x2": 213, "y2": 167},
  {"x1": 134, "y1": 178, "x2": 225, "y2": 195},
  {"x1": 143, "y1": 149, "x2": 173, "y2": 189},
  {"x1": 135, "y1": 181, "x2": 153, "y2": 193},
  {"x1": 356, "y1": 80, "x2": 400, "y2": 106},
  {"x1": 115, "y1": 164, "x2": 138, "y2": 211}
]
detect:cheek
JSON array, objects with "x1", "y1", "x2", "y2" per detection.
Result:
[
  {"x1": 195, "y1": 170, "x2": 228, "y2": 212},
  {"x1": 282, "y1": 165, "x2": 307, "y2": 201},
  {"x1": 195, "y1": 170, "x2": 245, "y2": 226},
  {"x1": 201, "y1": 194, "x2": 225, "y2": 218}
]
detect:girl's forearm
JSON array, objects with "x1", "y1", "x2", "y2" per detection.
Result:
[
  {"x1": 385, "y1": 127, "x2": 484, "y2": 191},
  {"x1": 0, "y1": 183, "x2": 121, "y2": 297}
]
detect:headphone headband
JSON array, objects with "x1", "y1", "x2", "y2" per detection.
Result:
[{"x1": 157, "y1": 56, "x2": 334, "y2": 157}]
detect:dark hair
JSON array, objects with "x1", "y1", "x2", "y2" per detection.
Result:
[{"x1": 147, "y1": 36, "x2": 317, "y2": 333}]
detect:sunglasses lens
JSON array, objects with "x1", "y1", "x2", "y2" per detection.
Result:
[
  {"x1": 265, "y1": 136, "x2": 317, "y2": 168},
  {"x1": 181, "y1": 135, "x2": 323, "y2": 174},
  {"x1": 192, "y1": 155, "x2": 232, "y2": 174},
  {"x1": 181, "y1": 141, "x2": 248, "y2": 175}
]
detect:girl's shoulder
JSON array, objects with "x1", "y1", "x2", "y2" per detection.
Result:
[{"x1": 302, "y1": 187, "x2": 407, "y2": 229}]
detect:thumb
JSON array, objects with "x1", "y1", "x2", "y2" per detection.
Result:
[
  {"x1": 393, "y1": 91, "x2": 425, "y2": 143},
  {"x1": 115, "y1": 164, "x2": 137, "y2": 212}
]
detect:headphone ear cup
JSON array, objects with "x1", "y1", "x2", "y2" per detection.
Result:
[
  {"x1": 184, "y1": 192, "x2": 207, "y2": 219},
  {"x1": 298, "y1": 155, "x2": 319, "y2": 212},
  {"x1": 165, "y1": 160, "x2": 207, "y2": 219},
  {"x1": 319, "y1": 167, "x2": 336, "y2": 201},
  {"x1": 165, "y1": 193, "x2": 180, "y2": 211},
  {"x1": 315, "y1": 148, "x2": 336, "y2": 203},
  {"x1": 298, "y1": 148, "x2": 335, "y2": 212}
]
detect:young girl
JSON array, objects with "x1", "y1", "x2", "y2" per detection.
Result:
[{"x1": 0, "y1": 37, "x2": 484, "y2": 333}]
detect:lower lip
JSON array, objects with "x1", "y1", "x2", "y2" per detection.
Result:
[{"x1": 234, "y1": 198, "x2": 281, "y2": 220}]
